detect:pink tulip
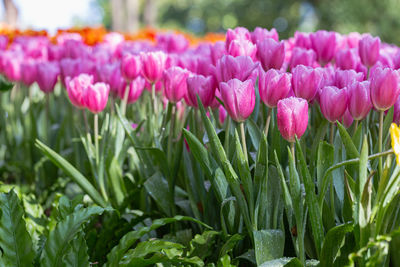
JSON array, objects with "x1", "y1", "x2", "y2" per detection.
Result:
[
  {"x1": 140, "y1": 51, "x2": 167, "y2": 83},
  {"x1": 370, "y1": 67, "x2": 400, "y2": 111},
  {"x1": 277, "y1": 97, "x2": 308, "y2": 142},
  {"x1": 228, "y1": 39, "x2": 257, "y2": 60},
  {"x1": 2, "y1": 53, "x2": 21, "y2": 81},
  {"x1": 291, "y1": 65, "x2": 323, "y2": 102},
  {"x1": 294, "y1": 31, "x2": 312, "y2": 49},
  {"x1": 163, "y1": 66, "x2": 189, "y2": 103},
  {"x1": 251, "y1": 27, "x2": 279, "y2": 44},
  {"x1": 256, "y1": 38, "x2": 285, "y2": 71},
  {"x1": 121, "y1": 53, "x2": 141, "y2": 80},
  {"x1": 66, "y1": 74, "x2": 94, "y2": 109},
  {"x1": 97, "y1": 63, "x2": 126, "y2": 94},
  {"x1": 60, "y1": 58, "x2": 80, "y2": 81},
  {"x1": 290, "y1": 47, "x2": 316, "y2": 69},
  {"x1": 320, "y1": 86, "x2": 348, "y2": 123},
  {"x1": 347, "y1": 81, "x2": 371, "y2": 120},
  {"x1": 215, "y1": 55, "x2": 259, "y2": 83},
  {"x1": 219, "y1": 105, "x2": 227, "y2": 125},
  {"x1": 83, "y1": 82, "x2": 110, "y2": 114},
  {"x1": 156, "y1": 32, "x2": 189, "y2": 53},
  {"x1": 36, "y1": 62, "x2": 60, "y2": 93},
  {"x1": 359, "y1": 34, "x2": 380, "y2": 68},
  {"x1": 259, "y1": 69, "x2": 291, "y2": 108},
  {"x1": 335, "y1": 48, "x2": 360, "y2": 70},
  {"x1": 185, "y1": 74, "x2": 215, "y2": 108},
  {"x1": 225, "y1": 27, "x2": 252, "y2": 50},
  {"x1": 393, "y1": 96, "x2": 400, "y2": 124},
  {"x1": 220, "y1": 79, "x2": 255, "y2": 122},
  {"x1": 334, "y1": 69, "x2": 364, "y2": 89},
  {"x1": 118, "y1": 76, "x2": 145, "y2": 104},
  {"x1": 310, "y1": 30, "x2": 336, "y2": 65},
  {"x1": 210, "y1": 41, "x2": 226, "y2": 65},
  {"x1": 341, "y1": 109, "x2": 354, "y2": 128},
  {"x1": 20, "y1": 60, "x2": 37, "y2": 86}
]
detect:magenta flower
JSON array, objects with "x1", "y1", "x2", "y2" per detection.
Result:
[
  {"x1": 36, "y1": 62, "x2": 60, "y2": 93},
  {"x1": 97, "y1": 63, "x2": 126, "y2": 94},
  {"x1": 228, "y1": 39, "x2": 257, "y2": 60},
  {"x1": 334, "y1": 69, "x2": 364, "y2": 89},
  {"x1": 335, "y1": 48, "x2": 360, "y2": 70},
  {"x1": 393, "y1": 96, "x2": 400, "y2": 124},
  {"x1": 291, "y1": 65, "x2": 323, "y2": 102},
  {"x1": 251, "y1": 27, "x2": 279, "y2": 44},
  {"x1": 163, "y1": 67, "x2": 189, "y2": 104},
  {"x1": 66, "y1": 74, "x2": 94, "y2": 109},
  {"x1": 118, "y1": 76, "x2": 146, "y2": 104},
  {"x1": 215, "y1": 55, "x2": 259, "y2": 84},
  {"x1": 220, "y1": 79, "x2": 255, "y2": 122},
  {"x1": 310, "y1": 30, "x2": 336, "y2": 65},
  {"x1": 348, "y1": 81, "x2": 372, "y2": 120},
  {"x1": 320, "y1": 86, "x2": 348, "y2": 123},
  {"x1": 185, "y1": 74, "x2": 215, "y2": 108},
  {"x1": 256, "y1": 38, "x2": 285, "y2": 71},
  {"x1": 259, "y1": 69, "x2": 291, "y2": 108},
  {"x1": 225, "y1": 27, "x2": 252, "y2": 50},
  {"x1": 156, "y1": 32, "x2": 189, "y2": 53},
  {"x1": 359, "y1": 34, "x2": 380, "y2": 68},
  {"x1": 341, "y1": 109, "x2": 354, "y2": 128},
  {"x1": 121, "y1": 53, "x2": 142, "y2": 80},
  {"x1": 83, "y1": 82, "x2": 110, "y2": 114},
  {"x1": 277, "y1": 97, "x2": 308, "y2": 142},
  {"x1": 140, "y1": 51, "x2": 167, "y2": 83},
  {"x1": 294, "y1": 31, "x2": 312, "y2": 49},
  {"x1": 290, "y1": 47, "x2": 316, "y2": 69},
  {"x1": 370, "y1": 67, "x2": 400, "y2": 111},
  {"x1": 210, "y1": 41, "x2": 226, "y2": 65},
  {"x1": 20, "y1": 60, "x2": 37, "y2": 86}
]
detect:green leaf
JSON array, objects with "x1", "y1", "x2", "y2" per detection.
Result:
[
  {"x1": 143, "y1": 171, "x2": 172, "y2": 215},
  {"x1": 259, "y1": 257, "x2": 302, "y2": 267},
  {"x1": 254, "y1": 135, "x2": 268, "y2": 230},
  {"x1": 40, "y1": 206, "x2": 108, "y2": 267},
  {"x1": 0, "y1": 75, "x2": 14, "y2": 92},
  {"x1": 63, "y1": 232, "x2": 90, "y2": 267},
  {"x1": 35, "y1": 140, "x2": 107, "y2": 208},
  {"x1": 107, "y1": 156, "x2": 126, "y2": 206},
  {"x1": 0, "y1": 190, "x2": 34, "y2": 267},
  {"x1": 105, "y1": 215, "x2": 212, "y2": 266},
  {"x1": 253, "y1": 229, "x2": 285, "y2": 265},
  {"x1": 295, "y1": 138, "x2": 324, "y2": 257},
  {"x1": 337, "y1": 122, "x2": 360, "y2": 159},
  {"x1": 247, "y1": 119, "x2": 262, "y2": 150},
  {"x1": 189, "y1": 230, "x2": 220, "y2": 259},
  {"x1": 320, "y1": 222, "x2": 353, "y2": 267},
  {"x1": 219, "y1": 234, "x2": 243, "y2": 258}
]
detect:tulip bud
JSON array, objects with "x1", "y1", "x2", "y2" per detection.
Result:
[
  {"x1": 251, "y1": 27, "x2": 279, "y2": 44},
  {"x1": 320, "y1": 86, "x2": 348, "y2": 123},
  {"x1": 290, "y1": 47, "x2": 316, "y2": 69},
  {"x1": 66, "y1": 74, "x2": 93, "y2": 109},
  {"x1": 277, "y1": 97, "x2": 309, "y2": 142},
  {"x1": 348, "y1": 81, "x2": 372, "y2": 120},
  {"x1": 334, "y1": 69, "x2": 364, "y2": 89},
  {"x1": 228, "y1": 39, "x2": 257, "y2": 60},
  {"x1": 163, "y1": 67, "x2": 189, "y2": 103},
  {"x1": 185, "y1": 74, "x2": 215, "y2": 108},
  {"x1": 121, "y1": 53, "x2": 141, "y2": 80},
  {"x1": 310, "y1": 30, "x2": 336, "y2": 65},
  {"x1": 335, "y1": 48, "x2": 360, "y2": 70},
  {"x1": 259, "y1": 69, "x2": 291, "y2": 108},
  {"x1": 294, "y1": 31, "x2": 312, "y2": 49},
  {"x1": 225, "y1": 27, "x2": 252, "y2": 50},
  {"x1": 36, "y1": 62, "x2": 60, "y2": 93},
  {"x1": 370, "y1": 67, "x2": 400, "y2": 111},
  {"x1": 256, "y1": 38, "x2": 285, "y2": 71},
  {"x1": 220, "y1": 79, "x2": 255, "y2": 122},
  {"x1": 215, "y1": 55, "x2": 258, "y2": 83},
  {"x1": 359, "y1": 34, "x2": 380, "y2": 68},
  {"x1": 118, "y1": 76, "x2": 145, "y2": 104},
  {"x1": 291, "y1": 65, "x2": 323, "y2": 102},
  {"x1": 140, "y1": 51, "x2": 167, "y2": 83},
  {"x1": 83, "y1": 82, "x2": 110, "y2": 114}
]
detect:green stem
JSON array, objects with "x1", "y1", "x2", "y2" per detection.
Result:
[
  {"x1": 224, "y1": 117, "x2": 231, "y2": 158},
  {"x1": 290, "y1": 142, "x2": 295, "y2": 163},
  {"x1": 379, "y1": 110, "x2": 384, "y2": 177},
  {"x1": 240, "y1": 122, "x2": 248, "y2": 163},
  {"x1": 330, "y1": 123, "x2": 335, "y2": 144},
  {"x1": 353, "y1": 120, "x2": 359, "y2": 136},
  {"x1": 151, "y1": 83, "x2": 158, "y2": 116},
  {"x1": 167, "y1": 104, "x2": 176, "y2": 165},
  {"x1": 121, "y1": 83, "x2": 130, "y2": 116},
  {"x1": 264, "y1": 107, "x2": 272, "y2": 138},
  {"x1": 94, "y1": 113, "x2": 99, "y2": 166}
]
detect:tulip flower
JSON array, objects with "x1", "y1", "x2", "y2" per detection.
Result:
[
  {"x1": 83, "y1": 82, "x2": 110, "y2": 114},
  {"x1": 393, "y1": 96, "x2": 400, "y2": 125},
  {"x1": 277, "y1": 97, "x2": 308, "y2": 142},
  {"x1": 156, "y1": 32, "x2": 189, "y2": 53},
  {"x1": 163, "y1": 66, "x2": 189, "y2": 104},
  {"x1": 121, "y1": 53, "x2": 141, "y2": 80},
  {"x1": 335, "y1": 48, "x2": 360, "y2": 70},
  {"x1": 36, "y1": 62, "x2": 60, "y2": 93},
  {"x1": 20, "y1": 60, "x2": 37, "y2": 86},
  {"x1": 118, "y1": 76, "x2": 145, "y2": 104},
  {"x1": 251, "y1": 27, "x2": 279, "y2": 44},
  {"x1": 359, "y1": 34, "x2": 380, "y2": 68},
  {"x1": 370, "y1": 67, "x2": 400, "y2": 111},
  {"x1": 348, "y1": 81, "x2": 372, "y2": 121},
  {"x1": 140, "y1": 51, "x2": 167, "y2": 83},
  {"x1": 185, "y1": 74, "x2": 215, "y2": 108},
  {"x1": 210, "y1": 41, "x2": 226, "y2": 65},
  {"x1": 225, "y1": 27, "x2": 252, "y2": 50},
  {"x1": 256, "y1": 38, "x2": 285, "y2": 71},
  {"x1": 291, "y1": 65, "x2": 323, "y2": 102},
  {"x1": 259, "y1": 69, "x2": 291, "y2": 108},
  {"x1": 219, "y1": 78, "x2": 255, "y2": 123},
  {"x1": 341, "y1": 109, "x2": 354, "y2": 128},
  {"x1": 66, "y1": 74, "x2": 94, "y2": 109},
  {"x1": 228, "y1": 39, "x2": 257, "y2": 60},
  {"x1": 310, "y1": 30, "x2": 336, "y2": 65},
  {"x1": 320, "y1": 86, "x2": 348, "y2": 123},
  {"x1": 294, "y1": 31, "x2": 312, "y2": 49},
  {"x1": 334, "y1": 69, "x2": 364, "y2": 89},
  {"x1": 290, "y1": 47, "x2": 316, "y2": 69},
  {"x1": 215, "y1": 55, "x2": 259, "y2": 84}
]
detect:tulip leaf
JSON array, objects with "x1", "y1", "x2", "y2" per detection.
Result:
[
  {"x1": 337, "y1": 122, "x2": 360, "y2": 159},
  {"x1": 253, "y1": 229, "x2": 285, "y2": 265},
  {"x1": 0, "y1": 75, "x2": 14, "y2": 92}
]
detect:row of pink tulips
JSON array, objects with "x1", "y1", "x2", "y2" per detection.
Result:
[{"x1": 2, "y1": 27, "x2": 400, "y2": 143}]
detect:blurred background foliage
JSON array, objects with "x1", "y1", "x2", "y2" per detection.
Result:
[{"x1": 91, "y1": 0, "x2": 400, "y2": 44}]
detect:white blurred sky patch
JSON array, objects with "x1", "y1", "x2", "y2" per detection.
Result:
[{"x1": 0, "y1": 0, "x2": 102, "y2": 33}]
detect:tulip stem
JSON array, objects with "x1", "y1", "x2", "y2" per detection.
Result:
[
  {"x1": 290, "y1": 142, "x2": 295, "y2": 162},
  {"x1": 379, "y1": 110, "x2": 384, "y2": 177},
  {"x1": 151, "y1": 83, "x2": 158, "y2": 116},
  {"x1": 121, "y1": 84, "x2": 130, "y2": 116},
  {"x1": 167, "y1": 104, "x2": 176, "y2": 165},
  {"x1": 240, "y1": 122, "x2": 248, "y2": 163},
  {"x1": 353, "y1": 120, "x2": 359, "y2": 136},
  {"x1": 330, "y1": 123, "x2": 335, "y2": 144},
  {"x1": 264, "y1": 108, "x2": 272, "y2": 138},
  {"x1": 82, "y1": 110, "x2": 89, "y2": 134},
  {"x1": 224, "y1": 117, "x2": 231, "y2": 158},
  {"x1": 94, "y1": 114, "x2": 99, "y2": 166}
]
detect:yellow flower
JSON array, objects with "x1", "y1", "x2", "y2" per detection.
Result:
[{"x1": 390, "y1": 123, "x2": 400, "y2": 166}]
